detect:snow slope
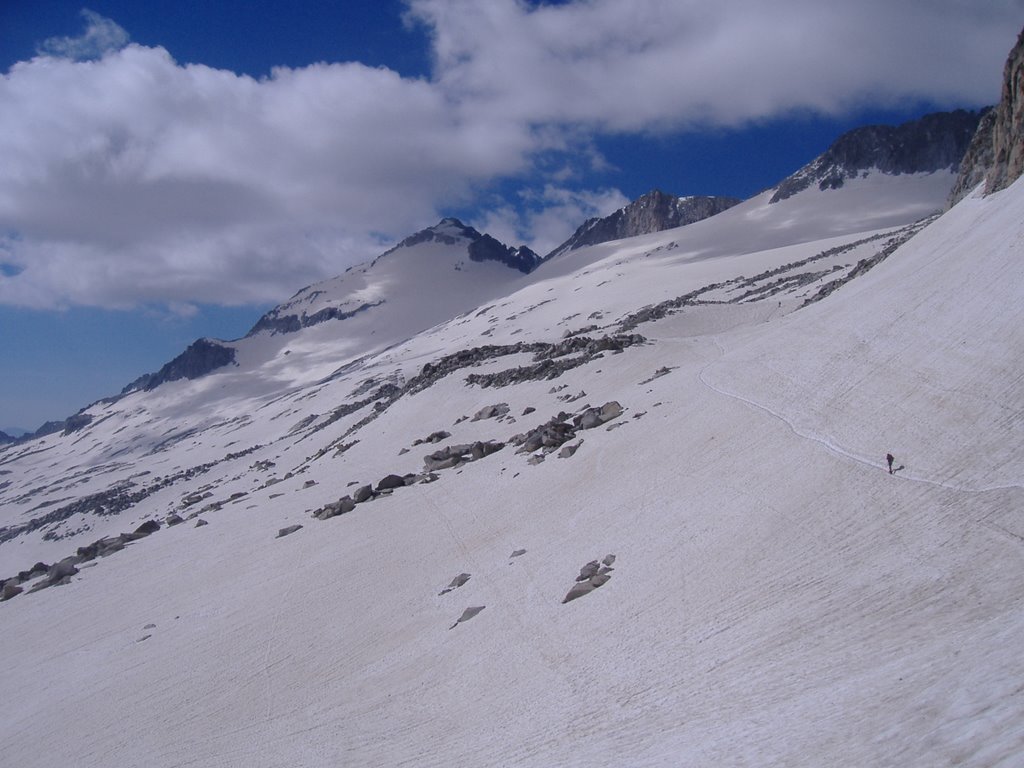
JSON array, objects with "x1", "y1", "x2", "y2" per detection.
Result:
[{"x1": 1, "y1": 171, "x2": 1021, "y2": 766}]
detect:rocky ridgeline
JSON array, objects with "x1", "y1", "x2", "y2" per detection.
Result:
[
  {"x1": 770, "y1": 109, "x2": 984, "y2": 203},
  {"x1": 464, "y1": 335, "x2": 646, "y2": 389},
  {"x1": 546, "y1": 190, "x2": 741, "y2": 259},
  {"x1": 1, "y1": 519, "x2": 162, "y2": 602},
  {"x1": 0, "y1": 445, "x2": 262, "y2": 546},
  {"x1": 799, "y1": 220, "x2": 933, "y2": 307}
]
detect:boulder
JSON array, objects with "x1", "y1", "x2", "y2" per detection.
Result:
[
  {"x1": 195, "y1": 518, "x2": 209, "y2": 527},
  {"x1": 276, "y1": 525, "x2": 303, "y2": 538},
  {"x1": 558, "y1": 443, "x2": 580, "y2": 459},
  {"x1": 165, "y1": 514, "x2": 184, "y2": 526},
  {"x1": 471, "y1": 403, "x2": 510, "y2": 421},
  {"x1": 376, "y1": 474, "x2": 407, "y2": 492},
  {"x1": 576, "y1": 560, "x2": 601, "y2": 582},
  {"x1": 1, "y1": 580, "x2": 23, "y2": 601},
  {"x1": 133, "y1": 520, "x2": 161, "y2": 537},
  {"x1": 315, "y1": 496, "x2": 356, "y2": 520},
  {"x1": 353, "y1": 484, "x2": 374, "y2": 503},
  {"x1": 470, "y1": 440, "x2": 504, "y2": 461}
]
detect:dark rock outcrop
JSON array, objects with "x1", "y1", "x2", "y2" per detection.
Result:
[
  {"x1": 124, "y1": 338, "x2": 236, "y2": 393},
  {"x1": 988, "y1": 28, "x2": 1024, "y2": 193},
  {"x1": 546, "y1": 190, "x2": 741, "y2": 259},
  {"x1": 276, "y1": 525, "x2": 303, "y2": 538},
  {"x1": 439, "y1": 573, "x2": 471, "y2": 595},
  {"x1": 771, "y1": 109, "x2": 985, "y2": 203},
  {"x1": 375, "y1": 474, "x2": 407, "y2": 492},
  {"x1": 948, "y1": 110, "x2": 997, "y2": 205},
  {"x1": 468, "y1": 234, "x2": 541, "y2": 274}
]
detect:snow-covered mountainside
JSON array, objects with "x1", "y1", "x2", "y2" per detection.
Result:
[
  {"x1": 2, "y1": 76, "x2": 1023, "y2": 765},
  {"x1": 119, "y1": 217, "x2": 540, "y2": 396}
]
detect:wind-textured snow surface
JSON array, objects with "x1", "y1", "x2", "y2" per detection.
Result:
[{"x1": 2, "y1": 170, "x2": 1023, "y2": 766}]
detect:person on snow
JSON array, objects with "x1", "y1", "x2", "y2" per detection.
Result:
[{"x1": 886, "y1": 453, "x2": 895, "y2": 474}]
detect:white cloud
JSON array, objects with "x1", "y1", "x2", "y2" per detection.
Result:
[
  {"x1": 36, "y1": 9, "x2": 130, "y2": 62},
  {"x1": 474, "y1": 185, "x2": 630, "y2": 257},
  {"x1": 410, "y1": 0, "x2": 1020, "y2": 129},
  {"x1": 0, "y1": 1, "x2": 1020, "y2": 310}
]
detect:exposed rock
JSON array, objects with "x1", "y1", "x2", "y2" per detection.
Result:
[
  {"x1": 439, "y1": 573, "x2": 471, "y2": 595},
  {"x1": 449, "y1": 605, "x2": 486, "y2": 629},
  {"x1": 124, "y1": 338, "x2": 237, "y2": 393},
  {"x1": 576, "y1": 561, "x2": 601, "y2": 582},
  {"x1": 248, "y1": 300, "x2": 384, "y2": 337},
  {"x1": 471, "y1": 403, "x2": 510, "y2": 421},
  {"x1": 314, "y1": 496, "x2": 355, "y2": 520},
  {"x1": 510, "y1": 549, "x2": 527, "y2": 558},
  {"x1": 470, "y1": 440, "x2": 504, "y2": 461},
  {"x1": 133, "y1": 520, "x2": 161, "y2": 537},
  {"x1": 194, "y1": 518, "x2": 209, "y2": 527},
  {"x1": 558, "y1": 443, "x2": 580, "y2": 459},
  {"x1": 948, "y1": 109, "x2": 997, "y2": 205},
  {"x1": 986, "y1": 27, "x2": 1024, "y2": 195},
  {"x1": 2, "y1": 580, "x2": 23, "y2": 601},
  {"x1": 62, "y1": 413, "x2": 93, "y2": 435},
  {"x1": 165, "y1": 514, "x2": 184, "y2": 527},
  {"x1": 276, "y1": 525, "x2": 303, "y2": 538},
  {"x1": 376, "y1": 474, "x2": 407, "y2": 492},
  {"x1": 771, "y1": 109, "x2": 984, "y2": 203},
  {"x1": 546, "y1": 190, "x2": 741, "y2": 259},
  {"x1": 563, "y1": 556, "x2": 616, "y2": 603},
  {"x1": 353, "y1": 484, "x2": 374, "y2": 504}
]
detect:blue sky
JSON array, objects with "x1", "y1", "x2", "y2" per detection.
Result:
[{"x1": 0, "y1": 1, "x2": 1020, "y2": 432}]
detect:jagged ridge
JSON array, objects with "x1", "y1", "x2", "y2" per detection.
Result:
[
  {"x1": 771, "y1": 109, "x2": 985, "y2": 203},
  {"x1": 546, "y1": 190, "x2": 741, "y2": 259}
]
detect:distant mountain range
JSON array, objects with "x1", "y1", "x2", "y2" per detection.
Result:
[{"x1": 4, "y1": 107, "x2": 998, "y2": 442}]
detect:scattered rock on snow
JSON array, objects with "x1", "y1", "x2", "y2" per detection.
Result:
[
  {"x1": 562, "y1": 555, "x2": 617, "y2": 603},
  {"x1": 449, "y1": 605, "x2": 486, "y2": 629},
  {"x1": 353, "y1": 484, "x2": 374, "y2": 503},
  {"x1": 276, "y1": 525, "x2": 303, "y2": 538},
  {"x1": 510, "y1": 549, "x2": 527, "y2": 558},
  {"x1": 471, "y1": 403, "x2": 510, "y2": 421},
  {"x1": 439, "y1": 573, "x2": 471, "y2": 595}
]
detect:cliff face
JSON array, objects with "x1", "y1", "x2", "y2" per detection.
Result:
[
  {"x1": 772, "y1": 110, "x2": 984, "y2": 204},
  {"x1": 986, "y1": 27, "x2": 1024, "y2": 195},
  {"x1": 950, "y1": 27, "x2": 1024, "y2": 205},
  {"x1": 947, "y1": 110, "x2": 997, "y2": 205},
  {"x1": 546, "y1": 191, "x2": 740, "y2": 259}
]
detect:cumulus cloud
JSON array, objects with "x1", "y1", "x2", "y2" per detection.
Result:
[
  {"x1": 411, "y1": 0, "x2": 1020, "y2": 129},
  {"x1": 0, "y1": 1, "x2": 1019, "y2": 310},
  {"x1": 36, "y1": 9, "x2": 130, "y2": 62},
  {"x1": 474, "y1": 185, "x2": 630, "y2": 257}
]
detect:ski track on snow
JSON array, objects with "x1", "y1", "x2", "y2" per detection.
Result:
[{"x1": 698, "y1": 337, "x2": 1024, "y2": 498}]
